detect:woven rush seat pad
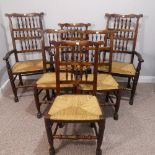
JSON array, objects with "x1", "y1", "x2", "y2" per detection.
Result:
[
  {"x1": 80, "y1": 74, "x2": 119, "y2": 91},
  {"x1": 36, "y1": 72, "x2": 73, "y2": 88},
  {"x1": 98, "y1": 61, "x2": 136, "y2": 76},
  {"x1": 48, "y1": 95, "x2": 102, "y2": 120},
  {"x1": 12, "y1": 59, "x2": 50, "y2": 73}
]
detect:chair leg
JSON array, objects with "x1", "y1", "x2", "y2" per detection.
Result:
[
  {"x1": 34, "y1": 87, "x2": 42, "y2": 118},
  {"x1": 127, "y1": 77, "x2": 131, "y2": 88},
  {"x1": 44, "y1": 118, "x2": 55, "y2": 155},
  {"x1": 52, "y1": 89, "x2": 56, "y2": 97},
  {"x1": 5, "y1": 60, "x2": 19, "y2": 102},
  {"x1": 46, "y1": 89, "x2": 51, "y2": 100},
  {"x1": 105, "y1": 92, "x2": 109, "y2": 102},
  {"x1": 129, "y1": 74, "x2": 139, "y2": 105},
  {"x1": 114, "y1": 89, "x2": 121, "y2": 120},
  {"x1": 9, "y1": 73, "x2": 18, "y2": 102},
  {"x1": 90, "y1": 122, "x2": 95, "y2": 128},
  {"x1": 96, "y1": 119, "x2": 105, "y2": 155},
  {"x1": 58, "y1": 122, "x2": 64, "y2": 128},
  {"x1": 18, "y1": 74, "x2": 23, "y2": 86}
]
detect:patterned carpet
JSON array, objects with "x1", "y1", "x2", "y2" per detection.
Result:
[{"x1": 0, "y1": 83, "x2": 155, "y2": 155}]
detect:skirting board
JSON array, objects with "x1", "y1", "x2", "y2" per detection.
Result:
[
  {"x1": 138, "y1": 76, "x2": 155, "y2": 83},
  {"x1": 0, "y1": 76, "x2": 155, "y2": 97}
]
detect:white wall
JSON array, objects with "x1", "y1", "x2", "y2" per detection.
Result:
[
  {"x1": 0, "y1": 4, "x2": 9, "y2": 91},
  {"x1": 0, "y1": 0, "x2": 155, "y2": 79}
]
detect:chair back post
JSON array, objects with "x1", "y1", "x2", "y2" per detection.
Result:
[
  {"x1": 39, "y1": 29, "x2": 47, "y2": 72},
  {"x1": 38, "y1": 13, "x2": 46, "y2": 71},
  {"x1": 109, "y1": 30, "x2": 114, "y2": 73},
  {"x1": 55, "y1": 42, "x2": 61, "y2": 95},
  {"x1": 38, "y1": 12, "x2": 44, "y2": 29},
  {"x1": 92, "y1": 42, "x2": 99, "y2": 95},
  {"x1": 6, "y1": 14, "x2": 19, "y2": 62},
  {"x1": 131, "y1": 14, "x2": 143, "y2": 63}
]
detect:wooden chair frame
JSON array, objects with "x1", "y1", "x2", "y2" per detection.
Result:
[
  {"x1": 44, "y1": 40, "x2": 105, "y2": 155},
  {"x1": 105, "y1": 13, "x2": 144, "y2": 105},
  {"x1": 3, "y1": 12, "x2": 51, "y2": 102}
]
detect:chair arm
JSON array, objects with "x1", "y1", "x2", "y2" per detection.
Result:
[
  {"x1": 3, "y1": 49, "x2": 15, "y2": 61},
  {"x1": 133, "y1": 51, "x2": 144, "y2": 63},
  {"x1": 133, "y1": 51, "x2": 144, "y2": 73}
]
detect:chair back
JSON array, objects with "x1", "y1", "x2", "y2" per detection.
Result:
[
  {"x1": 6, "y1": 13, "x2": 44, "y2": 62},
  {"x1": 85, "y1": 30, "x2": 114, "y2": 73},
  {"x1": 50, "y1": 40, "x2": 99, "y2": 95},
  {"x1": 58, "y1": 23, "x2": 91, "y2": 40},
  {"x1": 42, "y1": 29, "x2": 91, "y2": 71},
  {"x1": 105, "y1": 13, "x2": 143, "y2": 63}
]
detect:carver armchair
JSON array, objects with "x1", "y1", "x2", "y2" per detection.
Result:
[
  {"x1": 99, "y1": 13, "x2": 144, "y2": 105},
  {"x1": 3, "y1": 12, "x2": 51, "y2": 102}
]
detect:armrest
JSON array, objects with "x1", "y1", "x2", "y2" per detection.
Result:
[
  {"x1": 3, "y1": 49, "x2": 15, "y2": 61},
  {"x1": 133, "y1": 51, "x2": 144, "y2": 63}
]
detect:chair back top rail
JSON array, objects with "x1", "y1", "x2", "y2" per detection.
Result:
[
  {"x1": 58, "y1": 23, "x2": 91, "y2": 30},
  {"x1": 5, "y1": 12, "x2": 44, "y2": 17},
  {"x1": 105, "y1": 13, "x2": 143, "y2": 18}
]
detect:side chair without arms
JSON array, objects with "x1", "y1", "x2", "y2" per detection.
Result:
[
  {"x1": 3, "y1": 13, "x2": 51, "y2": 102},
  {"x1": 99, "y1": 13, "x2": 144, "y2": 105},
  {"x1": 44, "y1": 40, "x2": 105, "y2": 155},
  {"x1": 79, "y1": 30, "x2": 121, "y2": 120},
  {"x1": 34, "y1": 29, "x2": 75, "y2": 118}
]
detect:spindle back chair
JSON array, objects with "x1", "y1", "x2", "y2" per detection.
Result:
[
  {"x1": 101, "y1": 13, "x2": 144, "y2": 105},
  {"x1": 44, "y1": 40, "x2": 105, "y2": 155},
  {"x1": 3, "y1": 13, "x2": 50, "y2": 102},
  {"x1": 34, "y1": 29, "x2": 82, "y2": 118},
  {"x1": 78, "y1": 30, "x2": 121, "y2": 120}
]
